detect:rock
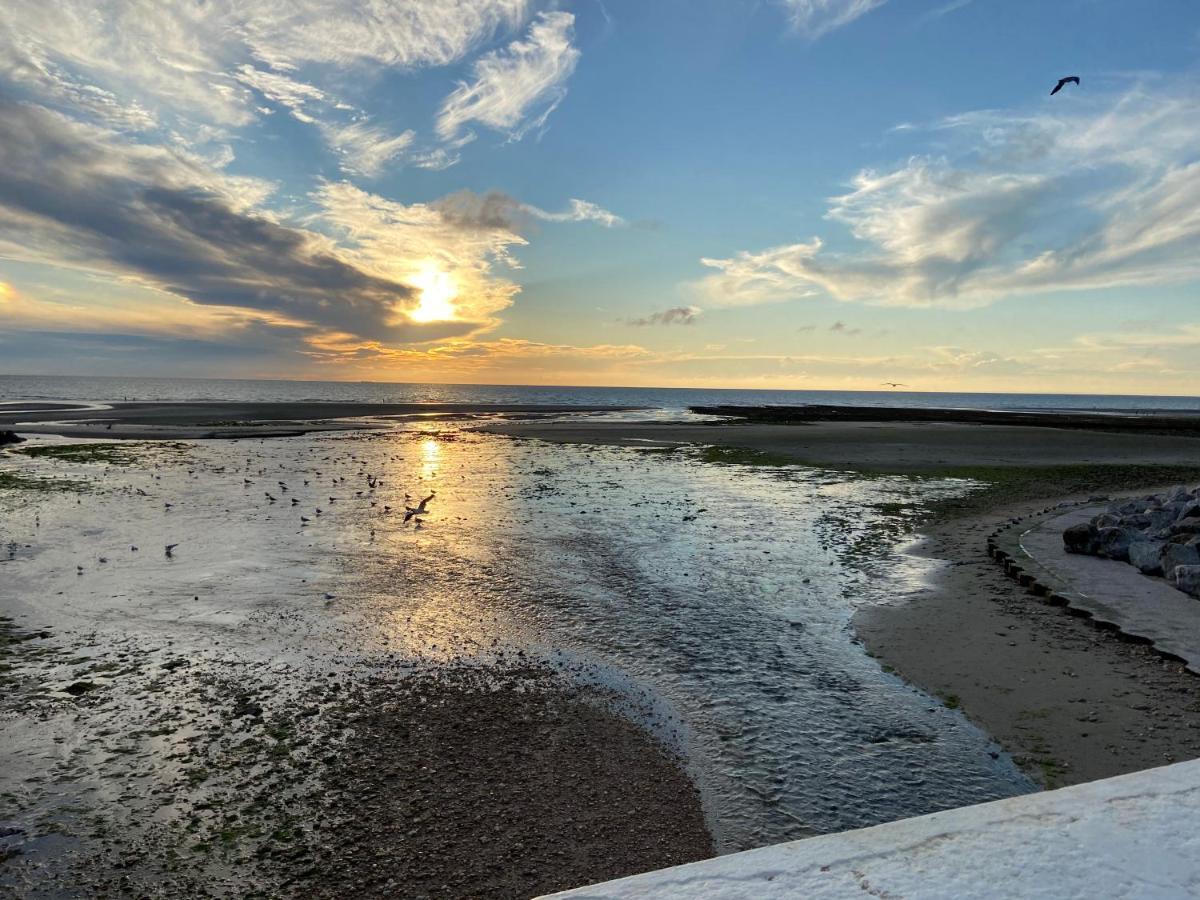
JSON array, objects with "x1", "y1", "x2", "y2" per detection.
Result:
[
  {"x1": 1147, "y1": 509, "x2": 1177, "y2": 530},
  {"x1": 1162, "y1": 543, "x2": 1200, "y2": 583},
  {"x1": 1096, "y1": 527, "x2": 1134, "y2": 561},
  {"x1": 1118, "y1": 513, "x2": 1153, "y2": 530},
  {"x1": 0, "y1": 430, "x2": 23, "y2": 446},
  {"x1": 1179, "y1": 500, "x2": 1200, "y2": 521},
  {"x1": 1169, "y1": 517, "x2": 1200, "y2": 537},
  {"x1": 1129, "y1": 540, "x2": 1166, "y2": 576},
  {"x1": 1173, "y1": 566, "x2": 1200, "y2": 599},
  {"x1": 1063, "y1": 523, "x2": 1098, "y2": 555},
  {"x1": 1169, "y1": 485, "x2": 1192, "y2": 503}
]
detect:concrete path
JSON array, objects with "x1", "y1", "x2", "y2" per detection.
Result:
[
  {"x1": 1017, "y1": 506, "x2": 1200, "y2": 671},
  {"x1": 543, "y1": 759, "x2": 1200, "y2": 899}
]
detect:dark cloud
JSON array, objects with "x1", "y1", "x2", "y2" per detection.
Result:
[
  {"x1": 432, "y1": 190, "x2": 525, "y2": 232},
  {"x1": 0, "y1": 99, "x2": 442, "y2": 343},
  {"x1": 628, "y1": 306, "x2": 701, "y2": 327},
  {"x1": 830, "y1": 320, "x2": 862, "y2": 335}
]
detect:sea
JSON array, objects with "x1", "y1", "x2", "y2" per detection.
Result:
[{"x1": 2, "y1": 373, "x2": 1199, "y2": 414}]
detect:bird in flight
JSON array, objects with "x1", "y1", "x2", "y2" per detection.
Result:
[
  {"x1": 1050, "y1": 76, "x2": 1079, "y2": 96},
  {"x1": 881, "y1": 382, "x2": 906, "y2": 388},
  {"x1": 405, "y1": 491, "x2": 436, "y2": 523}
]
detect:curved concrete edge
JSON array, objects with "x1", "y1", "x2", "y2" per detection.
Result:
[
  {"x1": 541, "y1": 759, "x2": 1200, "y2": 899},
  {"x1": 985, "y1": 504, "x2": 1200, "y2": 674}
]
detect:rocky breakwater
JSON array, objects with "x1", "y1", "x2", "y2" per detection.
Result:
[{"x1": 1064, "y1": 485, "x2": 1200, "y2": 598}]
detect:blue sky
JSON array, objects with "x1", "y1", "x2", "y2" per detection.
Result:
[{"x1": 1, "y1": 0, "x2": 1199, "y2": 392}]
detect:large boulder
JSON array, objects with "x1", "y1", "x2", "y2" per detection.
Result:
[
  {"x1": 1118, "y1": 512, "x2": 1153, "y2": 530},
  {"x1": 1168, "y1": 485, "x2": 1192, "y2": 503},
  {"x1": 1173, "y1": 566, "x2": 1200, "y2": 599},
  {"x1": 1169, "y1": 517, "x2": 1200, "y2": 537},
  {"x1": 1096, "y1": 527, "x2": 1134, "y2": 562},
  {"x1": 1179, "y1": 500, "x2": 1200, "y2": 521},
  {"x1": 1162, "y1": 543, "x2": 1200, "y2": 583},
  {"x1": 0, "y1": 430, "x2": 24, "y2": 446},
  {"x1": 1147, "y1": 508, "x2": 1178, "y2": 530},
  {"x1": 1063, "y1": 523, "x2": 1099, "y2": 555},
  {"x1": 1129, "y1": 540, "x2": 1166, "y2": 576}
]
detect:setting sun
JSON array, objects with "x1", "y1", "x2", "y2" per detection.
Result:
[{"x1": 409, "y1": 267, "x2": 458, "y2": 323}]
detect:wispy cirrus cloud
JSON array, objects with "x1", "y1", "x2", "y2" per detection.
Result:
[
  {"x1": 436, "y1": 11, "x2": 580, "y2": 142},
  {"x1": 0, "y1": 0, "x2": 531, "y2": 127},
  {"x1": 776, "y1": 0, "x2": 886, "y2": 39},
  {"x1": 694, "y1": 78, "x2": 1200, "y2": 310},
  {"x1": 524, "y1": 198, "x2": 626, "y2": 228},
  {"x1": 0, "y1": 0, "x2": 536, "y2": 175},
  {"x1": 319, "y1": 121, "x2": 418, "y2": 177}
]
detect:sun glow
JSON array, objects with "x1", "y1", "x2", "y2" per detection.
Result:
[{"x1": 409, "y1": 267, "x2": 458, "y2": 323}]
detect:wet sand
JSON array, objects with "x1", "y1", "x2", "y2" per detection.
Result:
[
  {"x1": 479, "y1": 420, "x2": 1200, "y2": 471},
  {"x1": 855, "y1": 491, "x2": 1200, "y2": 789},
  {"x1": 0, "y1": 401, "x2": 636, "y2": 440},
  {"x1": 0, "y1": 429, "x2": 713, "y2": 899},
  {"x1": 0, "y1": 629, "x2": 710, "y2": 899}
]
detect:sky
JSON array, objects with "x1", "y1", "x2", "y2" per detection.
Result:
[{"x1": 1, "y1": 0, "x2": 1199, "y2": 394}]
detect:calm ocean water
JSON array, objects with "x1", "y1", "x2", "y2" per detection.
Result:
[{"x1": 3, "y1": 374, "x2": 1199, "y2": 414}]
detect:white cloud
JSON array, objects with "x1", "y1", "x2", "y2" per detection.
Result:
[
  {"x1": 320, "y1": 121, "x2": 417, "y2": 177},
  {"x1": 694, "y1": 80, "x2": 1200, "y2": 309},
  {"x1": 523, "y1": 198, "x2": 625, "y2": 227},
  {"x1": 235, "y1": 65, "x2": 329, "y2": 123},
  {"x1": 0, "y1": 0, "x2": 535, "y2": 174},
  {"x1": 437, "y1": 11, "x2": 580, "y2": 142},
  {"x1": 777, "y1": 0, "x2": 886, "y2": 39}
]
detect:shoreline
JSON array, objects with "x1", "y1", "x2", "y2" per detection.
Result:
[{"x1": 855, "y1": 488, "x2": 1200, "y2": 788}]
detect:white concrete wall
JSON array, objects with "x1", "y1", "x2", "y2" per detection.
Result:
[{"x1": 543, "y1": 760, "x2": 1200, "y2": 899}]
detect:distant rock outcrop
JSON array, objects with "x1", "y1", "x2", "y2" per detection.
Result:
[
  {"x1": 0, "y1": 430, "x2": 24, "y2": 446},
  {"x1": 1064, "y1": 485, "x2": 1200, "y2": 598}
]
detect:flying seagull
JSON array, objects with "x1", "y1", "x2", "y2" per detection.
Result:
[
  {"x1": 405, "y1": 491, "x2": 436, "y2": 523},
  {"x1": 881, "y1": 382, "x2": 906, "y2": 388},
  {"x1": 1050, "y1": 76, "x2": 1079, "y2": 96}
]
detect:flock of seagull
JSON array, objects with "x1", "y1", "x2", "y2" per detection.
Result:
[{"x1": 76, "y1": 444, "x2": 440, "y2": 569}]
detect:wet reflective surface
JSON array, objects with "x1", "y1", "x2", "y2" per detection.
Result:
[{"x1": 1, "y1": 426, "x2": 1033, "y2": 860}]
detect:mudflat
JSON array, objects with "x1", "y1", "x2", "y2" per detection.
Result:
[
  {"x1": 0, "y1": 401, "x2": 637, "y2": 440},
  {"x1": 480, "y1": 419, "x2": 1200, "y2": 471}
]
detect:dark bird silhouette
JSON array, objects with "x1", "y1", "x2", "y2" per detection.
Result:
[
  {"x1": 164, "y1": 543, "x2": 178, "y2": 558},
  {"x1": 1050, "y1": 76, "x2": 1079, "y2": 96},
  {"x1": 881, "y1": 382, "x2": 906, "y2": 388},
  {"x1": 405, "y1": 491, "x2": 436, "y2": 523}
]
